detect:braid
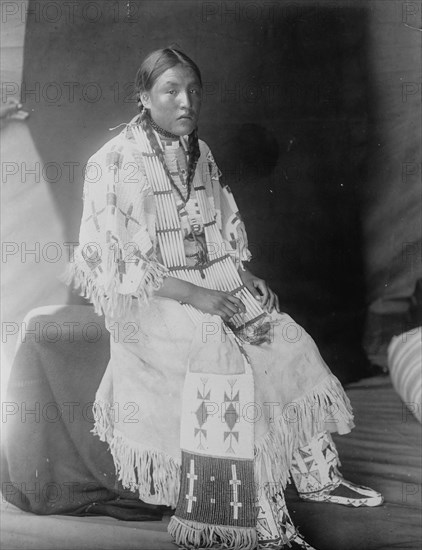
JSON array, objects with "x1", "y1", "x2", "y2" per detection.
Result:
[
  {"x1": 140, "y1": 109, "x2": 191, "y2": 202},
  {"x1": 136, "y1": 91, "x2": 143, "y2": 113},
  {"x1": 139, "y1": 109, "x2": 200, "y2": 203},
  {"x1": 140, "y1": 109, "x2": 170, "y2": 177},
  {"x1": 187, "y1": 128, "x2": 200, "y2": 188}
]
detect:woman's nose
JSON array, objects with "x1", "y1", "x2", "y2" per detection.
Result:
[{"x1": 178, "y1": 91, "x2": 192, "y2": 109}]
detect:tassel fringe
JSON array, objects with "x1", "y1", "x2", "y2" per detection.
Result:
[
  {"x1": 254, "y1": 375, "x2": 354, "y2": 495},
  {"x1": 92, "y1": 400, "x2": 181, "y2": 508},
  {"x1": 168, "y1": 516, "x2": 258, "y2": 550},
  {"x1": 91, "y1": 376, "x2": 353, "y2": 509},
  {"x1": 63, "y1": 257, "x2": 168, "y2": 318}
]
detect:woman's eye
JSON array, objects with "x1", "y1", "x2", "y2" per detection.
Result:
[{"x1": 168, "y1": 90, "x2": 176, "y2": 95}]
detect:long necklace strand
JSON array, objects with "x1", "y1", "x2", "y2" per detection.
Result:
[{"x1": 141, "y1": 111, "x2": 196, "y2": 204}]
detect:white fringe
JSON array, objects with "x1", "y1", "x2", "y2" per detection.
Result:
[
  {"x1": 168, "y1": 516, "x2": 258, "y2": 550},
  {"x1": 92, "y1": 401, "x2": 181, "y2": 508},
  {"x1": 63, "y1": 258, "x2": 167, "y2": 318},
  {"x1": 254, "y1": 375, "x2": 354, "y2": 494},
  {"x1": 92, "y1": 375, "x2": 353, "y2": 511}
]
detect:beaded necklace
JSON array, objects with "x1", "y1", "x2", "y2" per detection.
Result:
[
  {"x1": 142, "y1": 111, "x2": 195, "y2": 204},
  {"x1": 146, "y1": 111, "x2": 180, "y2": 140}
]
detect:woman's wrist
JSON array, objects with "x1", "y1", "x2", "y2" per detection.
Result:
[{"x1": 155, "y1": 276, "x2": 202, "y2": 305}]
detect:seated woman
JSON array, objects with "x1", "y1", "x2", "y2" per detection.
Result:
[{"x1": 68, "y1": 48, "x2": 383, "y2": 549}]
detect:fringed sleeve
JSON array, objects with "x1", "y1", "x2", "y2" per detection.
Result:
[
  {"x1": 202, "y1": 144, "x2": 253, "y2": 270},
  {"x1": 66, "y1": 136, "x2": 168, "y2": 317}
]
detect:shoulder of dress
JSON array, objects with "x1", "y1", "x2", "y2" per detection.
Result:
[
  {"x1": 88, "y1": 132, "x2": 140, "y2": 165},
  {"x1": 198, "y1": 138, "x2": 210, "y2": 153},
  {"x1": 198, "y1": 139, "x2": 218, "y2": 164},
  {"x1": 84, "y1": 131, "x2": 149, "y2": 191}
]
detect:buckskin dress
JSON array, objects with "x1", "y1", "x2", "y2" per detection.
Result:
[{"x1": 68, "y1": 115, "x2": 354, "y2": 549}]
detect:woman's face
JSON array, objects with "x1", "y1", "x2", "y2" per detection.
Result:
[{"x1": 141, "y1": 65, "x2": 202, "y2": 136}]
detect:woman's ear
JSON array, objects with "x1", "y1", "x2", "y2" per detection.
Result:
[{"x1": 140, "y1": 93, "x2": 151, "y2": 110}]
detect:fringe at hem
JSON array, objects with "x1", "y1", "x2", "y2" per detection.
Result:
[
  {"x1": 92, "y1": 375, "x2": 353, "y2": 508},
  {"x1": 92, "y1": 400, "x2": 180, "y2": 508},
  {"x1": 168, "y1": 516, "x2": 258, "y2": 550},
  {"x1": 254, "y1": 374, "x2": 354, "y2": 494},
  {"x1": 63, "y1": 258, "x2": 168, "y2": 318}
]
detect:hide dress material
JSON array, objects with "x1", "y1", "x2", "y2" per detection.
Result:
[{"x1": 68, "y1": 115, "x2": 357, "y2": 549}]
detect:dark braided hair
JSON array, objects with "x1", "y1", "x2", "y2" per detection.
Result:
[
  {"x1": 139, "y1": 108, "x2": 179, "y2": 193},
  {"x1": 135, "y1": 48, "x2": 201, "y2": 196}
]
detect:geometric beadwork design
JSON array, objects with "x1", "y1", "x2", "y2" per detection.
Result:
[
  {"x1": 299, "y1": 477, "x2": 384, "y2": 508},
  {"x1": 119, "y1": 203, "x2": 141, "y2": 229},
  {"x1": 175, "y1": 451, "x2": 256, "y2": 527},
  {"x1": 256, "y1": 485, "x2": 317, "y2": 549},
  {"x1": 292, "y1": 432, "x2": 384, "y2": 507},
  {"x1": 223, "y1": 378, "x2": 240, "y2": 454},
  {"x1": 194, "y1": 378, "x2": 210, "y2": 450},
  {"x1": 291, "y1": 431, "x2": 340, "y2": 494}
]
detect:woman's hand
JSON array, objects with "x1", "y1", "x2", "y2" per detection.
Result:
[
  {"x1": 155, "y1": 276, "x2": 246, "y2": 322},
  {"x1": 188, "y1": 287, "x2": 246, "y2": 322},
  {"x1": 239, "y1": 267, "x2": 281, "y2": 313}
]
